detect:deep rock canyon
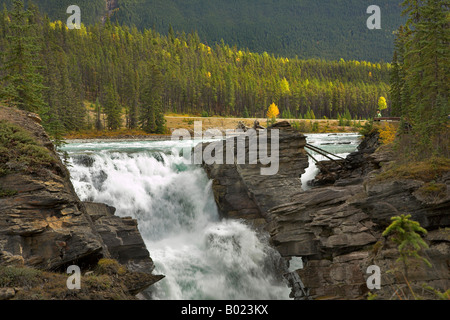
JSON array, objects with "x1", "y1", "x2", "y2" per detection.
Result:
[
  {"x1": 202, "y1": 122, "x2": 449, "y2": 299},
  {"x1": 1, "y1": 107, "x2": 448, "y2": 300}
]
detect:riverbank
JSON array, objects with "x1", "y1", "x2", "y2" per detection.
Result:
[{"x1": 63, "y1": 116, "x2": 366, "y2": 140}]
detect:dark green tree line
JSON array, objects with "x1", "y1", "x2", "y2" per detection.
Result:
[
  {"x1": 390, "y1": 0, "x2": 449, "y2": 157},
  {"x1": 0, "y1": 0, "x2": 45, "y2": 112},
  {"x1": 0, "y1": 1, "x2": 393, "y2": 136}
]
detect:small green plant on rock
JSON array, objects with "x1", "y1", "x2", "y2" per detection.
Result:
[
  {"x1": 382, "y1": 214, "x2": 431, "y2": 276},
  {"x1": 380, "y1": 214, "x2": 436, "y2": 300}
]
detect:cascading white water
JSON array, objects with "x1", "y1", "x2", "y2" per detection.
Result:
[
  {"x1": 61, "y1": 139, "x2": 291, "y2": 300},
  {"x1": 61, "y1": 133, "x2": 359, "y2": 299}
]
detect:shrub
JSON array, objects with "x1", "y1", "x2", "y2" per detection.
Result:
[
  {"x1": 379, "y1": 123, "x2": 397, "y2": 145},
  {"x1": 291, "y1": 120, "x2": 311, "y2": 132},
  {"x1": 417, "y1": 181, "x2": 447, "y2": 200},
  {"x1": 311, "y1": 121, "x2": 319, "y2": 132},
  {"x1": 95, "y1": 259, "x2": 126, "y2": 276},
  {"x1": 0, "y1": 266, "x2": 42, "y2": 288},
  {"x1": 376, "y1": 157, "x2": 450, "y2": 182},
  {"x1": 183, "y1": 118, "x2": 195, "y2": 125},
  {"x1": 358, "y1": 120, "x2": 375, "y2": 137}
]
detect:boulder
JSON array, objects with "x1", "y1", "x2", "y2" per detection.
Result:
[{"x1": 84, "y1": 202, "x2": 157, "y2": 274}]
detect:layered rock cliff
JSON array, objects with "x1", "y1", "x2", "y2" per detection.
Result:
[
  {"x1": 203, "y1": 123, "x2": 450, "y2": 300},
  {"x1": 0, "y1": 106, "x2": 163, "y2": 299},
  {"x1": 202, "y1": 122, "x2": 309, "y2": 225}
]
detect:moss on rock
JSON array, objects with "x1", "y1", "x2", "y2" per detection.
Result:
[{"x1": 0, "y1": 120, "x2": 56, "y2": 176}]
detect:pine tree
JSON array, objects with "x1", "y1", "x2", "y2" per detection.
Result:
[
  {"x1": 101, "y1": 84, "x2": 122, "y2": 130},
  {"x1": 382, "y1": 214, "x2": 431, "y2": 279},
  {"x1": 140, "y1": 65, "x2": 165, "y2": 133},
  {"x1": 0, "y1": 0, "x2": 46, "y2": 112},
  {"x1": 390, "y1": 51, "x2": 403, "y2": 117},
  {"x1": 393, "y1": 0, "x2": 449, "y2": 155}
]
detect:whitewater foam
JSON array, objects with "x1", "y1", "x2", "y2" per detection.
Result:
[{"x1": 63, "y1": 140, "x2": 291, "y2": 300}]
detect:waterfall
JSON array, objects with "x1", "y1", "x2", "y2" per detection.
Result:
[
  {"x1": 61, "y1": 133, "x2": 359, "y2": 299},
  {"x1": 62, "y1": 139, "x2": 291, "y2": 300}
]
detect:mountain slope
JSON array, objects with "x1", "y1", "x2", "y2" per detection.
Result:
[
  {"x1": 112, "y1": 0, "x2": 406, "y2": 62},
  {"x1": 1, "y1": 0, "x2": 405, "y2": 62}
]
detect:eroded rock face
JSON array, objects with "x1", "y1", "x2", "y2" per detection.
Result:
[
  {"x1": 272, "y1": 138, "x2": 449, "y2": 299},
  {"x1": 0, "y1": 106, "x2": 163, "y2": 296},
  {"x1": 84, "y1": 202, "x2": 157, "y2": 274},
  {"x1": 266, "y1": 184, "x2": 377, "y2": 259},
  {"x1": 0, "y1": 106, "x2": 106, "y2": 270},
  {"x1": 203, "y1": 124, "x2": 450, "y2": 299},
  {"x1": 202, "y1": 122, "x2": 309, "y2": 224}
]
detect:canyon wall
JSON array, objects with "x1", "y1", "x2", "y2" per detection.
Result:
[
  {"x1": 203, "y1": 123, "x2": 450, "y2": 299},
  {"x1": 0, "y1": 106, "x2": 163, "y2": 299}
]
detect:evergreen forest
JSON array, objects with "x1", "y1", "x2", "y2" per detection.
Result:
[{"x1": 0, "y1": 0, "x2": 393, "y2": 135}]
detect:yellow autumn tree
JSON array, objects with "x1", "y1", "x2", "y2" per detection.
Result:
[
  {"x1": 267, "y1": 103, "x2": 280, "y2": 126},
  {"x1": 267, "y1": 103, "x2": 280, "y2": 119},
  {"x1": 378, "y1": 96, "x2": 387, "y2": 111}
]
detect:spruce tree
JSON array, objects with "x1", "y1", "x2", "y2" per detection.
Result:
[
  {"x1": 94, "y1": 98, "x2": 102, "y2": 130},
  {"x1": 128, "y1": 71, "x2": 140, "y2": 130},
  {"x1": 0, "y1": 0, "x2": 46, "y2": 112},
  {"x1": 140, "y1": 65, "x2": 165, "y2": 133},
  {"x1": 243, "y1": 106, "x2": 250, "y2": 118},
  {"x1": 101, "y1": 84, "x2": 122, "y2": 130},
  {"x1": 392, "y1": 0, "x2": 449, "y2": 155},
  {"x1": 390, "y1": 51, "x2": 403, "y2": 117},
  {"x1": 382, "y1": 214, "x2": 431, "y2": 280}
]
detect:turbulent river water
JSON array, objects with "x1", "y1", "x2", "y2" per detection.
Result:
[{"x1": 60, "y1": 132, "x2": 360, "y2": 300}]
